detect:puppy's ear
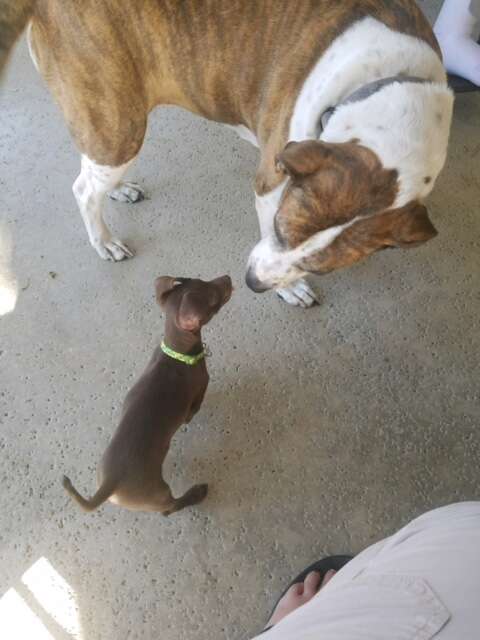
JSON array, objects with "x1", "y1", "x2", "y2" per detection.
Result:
[
  {"x1": 177, "y1": 293, "x2": 208, "y2": 333},
  {"x1": 390, "y1": 203, "x2": 437, "y2": 248},
  {"x1": 155, "y1": 276, "x2": 182, "y2": 307},
  {"x1": 276, "y1": 140, "x2": 329, "y2": 178}
]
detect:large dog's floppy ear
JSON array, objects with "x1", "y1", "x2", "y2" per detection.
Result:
[
  {"x1": 276, "y1": 140, "x2": 330, "y2": 178},
  {"x1": 390, "y1": 202, "x2": 438, "y2": 248},
  {"x1": 155, "y1": 276, "x2": 183, "y2": 307}
]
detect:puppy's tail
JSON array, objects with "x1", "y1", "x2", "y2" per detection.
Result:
[
  {"x1": 0, "y1": 0, "x2": 36, "y2": 77},
  {"x1": 62, "y1": 475, "x2": 115, "y2": 513}
]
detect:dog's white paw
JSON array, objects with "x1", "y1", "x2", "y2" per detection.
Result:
[
  {"x1": 108, "y1": 182, "x2": 145, "y2": 203},
  {"x1": 92, "y1": 237, "x2": 134, "y2": 261},
  {"x1": 276, "y1": 279, "x2": 320, "y2": 308}
]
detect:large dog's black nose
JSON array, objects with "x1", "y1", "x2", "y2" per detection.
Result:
[{"x1": 245, "y1": 268, "x2": 270, "y2": 293}]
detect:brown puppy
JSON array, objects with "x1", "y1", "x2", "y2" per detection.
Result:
[{"x1": 62, "y1": 275, "x2": 232, "y2": 514}]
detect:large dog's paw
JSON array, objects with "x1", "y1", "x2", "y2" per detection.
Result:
[
  {"x1": 92, "y1": 236, "x2": 134, "y2": 261},
  {"x1": 276, "y1": 279, "x2": 320, "y2": 308},
  {"x1": 108, "y1": 181, "x2": 145, "y2": 203}
]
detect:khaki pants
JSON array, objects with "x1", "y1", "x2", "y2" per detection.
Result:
[{"x1": 255, "y1": 503, "x2": 480, "y2": 640}]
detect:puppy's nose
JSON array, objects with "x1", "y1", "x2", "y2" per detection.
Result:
[{"x1": 245, "y1": 268, "x2": 270, "y2": 293}]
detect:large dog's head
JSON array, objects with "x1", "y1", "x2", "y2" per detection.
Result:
[
  {"x1": 245, "y1": 83, "x2": 453, "y2": 292},
  {"x1": 246, "y1": 140, "x2": 438, "y2": 291}
]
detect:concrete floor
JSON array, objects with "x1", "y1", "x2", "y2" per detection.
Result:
[{"x1": 0, "y1": 3, "x2": 479, "y2": 639}]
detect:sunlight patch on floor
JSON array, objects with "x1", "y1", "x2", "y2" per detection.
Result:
[
  {"x1": 0, "y1": 278, "x2": 17, "y2": 315},
  {"x1": 1, "y1": 557, "x2": 83, "y2": 640},
  {"x1": 0, "y1": 588, "x2": 54, "y2": 640},
  {"x1": 0, "y1": 223, "x2": 18, "y2": 316}
]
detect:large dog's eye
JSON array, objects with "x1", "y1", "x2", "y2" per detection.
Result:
[{"x1": 273, "y1": 216, "x2": 288, "y2": 248}]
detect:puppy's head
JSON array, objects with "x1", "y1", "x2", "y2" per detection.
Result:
[
  {"x1": 246, "y1": 140, "x2": 437, "y2": 290},
  {"x1": 155, "y1": 275, "x2": 232, "y2": 333}
]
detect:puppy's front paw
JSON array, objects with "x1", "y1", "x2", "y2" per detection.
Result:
[
  {"x1": 108, "y1": 182, "x2": 145, "y2": 203},
  {"x1": 276, "y1": 279, "x2": 320, "y2": 308}
]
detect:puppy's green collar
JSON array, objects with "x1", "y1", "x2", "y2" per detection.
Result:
[{"x1": 161, "y1": 341, "x2": 206, "y2": 366}]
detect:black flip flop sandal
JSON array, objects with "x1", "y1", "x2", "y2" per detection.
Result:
[
  {"x1": 447, "y1": 37, "x2": 480, "y2": 93},
  {"x1": 448, "y1": 73, "x2": 480, "y2": 93},
  {"x1": 261, "y1": 554, "x2": 353, "y2": 634}
]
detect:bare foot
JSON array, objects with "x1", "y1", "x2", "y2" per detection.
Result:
[{"x1": 266, "y1": 569, "x2": 336, "y2": 628}]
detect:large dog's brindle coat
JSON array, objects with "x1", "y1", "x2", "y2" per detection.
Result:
[{"x1": 2, "y1": 1, "x2": 453, "y2": 306}]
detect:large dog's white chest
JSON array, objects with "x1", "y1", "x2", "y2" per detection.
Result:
[
  {"x1": 246, "y1": 17, "x2": 454, "y2": 291},
  {"x1": 289, "y1": 17, "x2": 454, "y2": 208}
]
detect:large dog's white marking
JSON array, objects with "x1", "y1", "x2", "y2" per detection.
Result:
[
  {"x1": 290, "y1": 17, "x2": 453, "y2": 207},
  {"x1": 245, "y1": 18, "x2": 454, "y2": 302},
  {"x1": 72, "y1": 156, "x2": 136, "y2": 262}
]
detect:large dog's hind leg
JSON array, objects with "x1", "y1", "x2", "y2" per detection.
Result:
[
  {"x1": 73, "y1": 155, "x2": 138, "y2": 261},
  {"x1": 108, "y1": 181, "x2": 145, "y2": 204},
  {"x1": 27, "y1": 19, "x2": 147, "y2": 261}
]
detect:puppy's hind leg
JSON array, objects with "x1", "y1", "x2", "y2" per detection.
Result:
[{"x1": 156, "y1": 481, "x2": 209, "y2": 517}]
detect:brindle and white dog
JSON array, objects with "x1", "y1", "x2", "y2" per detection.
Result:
[{"x1": 2, "y1": 1, "x2": 453, "y2": 306}]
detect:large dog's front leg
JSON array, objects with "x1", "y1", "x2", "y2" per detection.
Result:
[
  {"x1": 247, "y1": 185, "x2": 320, "y2": 308},
  {"x1": 275, "y1": 279, "x2": 320, "y2": 308}
]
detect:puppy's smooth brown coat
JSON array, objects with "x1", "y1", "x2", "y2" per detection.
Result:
[{"x1": 62, "y1": 275, "x2": 232, "y2": 514}]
